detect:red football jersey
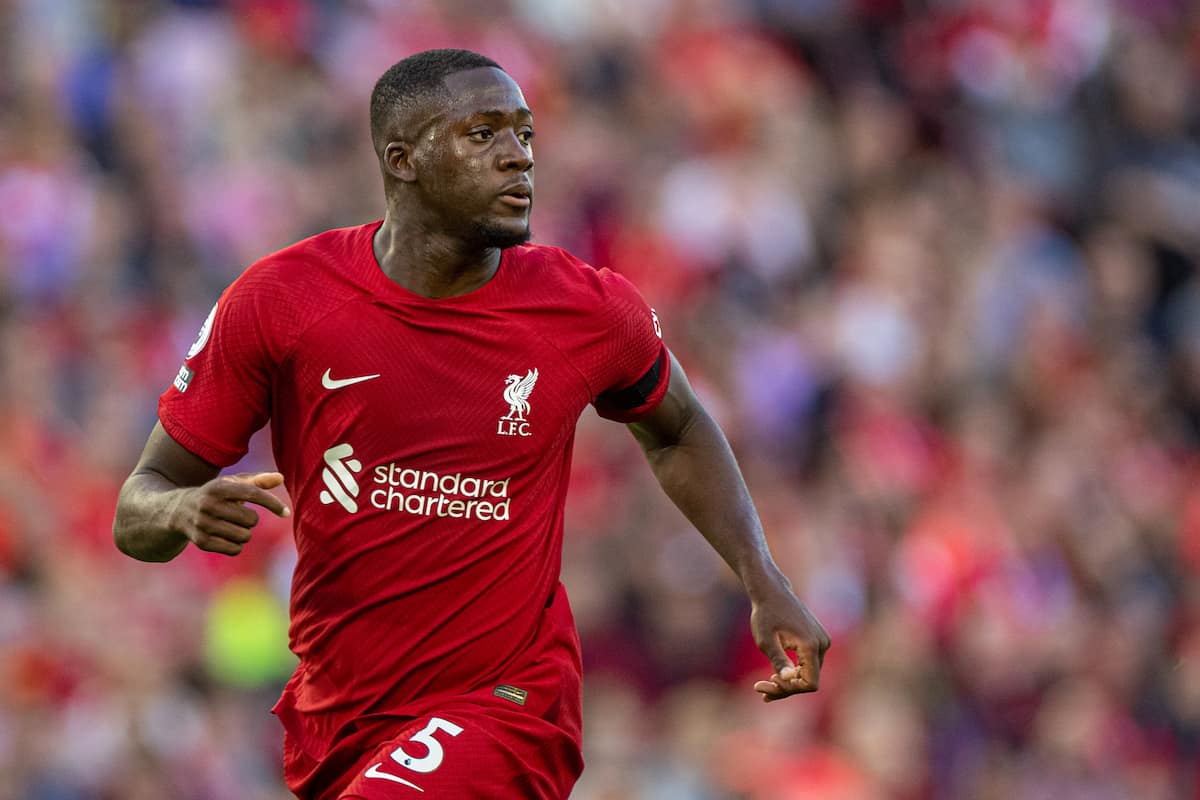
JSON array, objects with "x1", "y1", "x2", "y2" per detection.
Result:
[{"x1": 158, "y1": 221, "x2": 669, "y2": 797}]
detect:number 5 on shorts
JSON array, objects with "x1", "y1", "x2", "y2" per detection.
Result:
[
  {"x1": 391, "y1": 717, "x2": 464, "y2": 773},
  {"x1": 365, "y1": 717, "x2": 464, "y2": 788}
]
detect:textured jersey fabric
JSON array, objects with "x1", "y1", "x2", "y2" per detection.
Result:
[{"x1": 158, "y1": 221, "x2": 669, "y2": 798}]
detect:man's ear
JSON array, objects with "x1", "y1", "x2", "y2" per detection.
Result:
[{"x1": 383, "y1": 141, "x2": 417, "y2": 183}]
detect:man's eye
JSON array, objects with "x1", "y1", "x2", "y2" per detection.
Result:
[
  {"x1": 519, "y1": 130, "x2": 535, "y2": 144},
  {"x1": 469, "y1": 129, "x2": 493, "y2": 141}
]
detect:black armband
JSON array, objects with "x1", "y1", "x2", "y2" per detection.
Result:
[{"x1": 597, "y1": 349, "x2": 666, "y2": 410}]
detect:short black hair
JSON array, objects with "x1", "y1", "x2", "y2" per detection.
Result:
[{"x1": 369, "y1": 49, "x2": 503, "y2": 153}]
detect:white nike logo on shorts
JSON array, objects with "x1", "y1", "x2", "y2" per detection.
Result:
[
  {"x1": 322, "y1": 369, "x2": 381, "y2": 390},
  {"x1": 364, "y1": 763, "x2": 424, "y2": 791}
]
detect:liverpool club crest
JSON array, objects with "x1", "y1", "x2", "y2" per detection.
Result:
[{"x1": 498, "y1": 368, "x2": 538, "y2": 437}]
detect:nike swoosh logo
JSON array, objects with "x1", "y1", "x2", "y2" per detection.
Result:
[
  {"x1": 322, "y1": 369, "x2": 381, "y2": 390},
  {"x1": 364, "y1": 763, "x2": 424, "y2": 791}
]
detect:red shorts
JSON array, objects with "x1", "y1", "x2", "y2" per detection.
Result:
[
  {"x1": 279, "y1": 585, "x2": 584, "y2": 799},
  {"x1": 331, "y1": 700, "x2": 582, "y2": 799}
]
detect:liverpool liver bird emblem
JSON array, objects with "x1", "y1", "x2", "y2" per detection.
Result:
[{"x1": 502, "y1": 369, "x2": 538, "y2": 421}]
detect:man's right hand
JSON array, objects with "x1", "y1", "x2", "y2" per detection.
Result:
[{"x1": 168, "y1": 472, "x2": 291, "y2": 556}]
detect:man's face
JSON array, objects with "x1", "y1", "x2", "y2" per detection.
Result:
[{"x1": 413, "y1": 67, "x2": 535, "y2": 249}]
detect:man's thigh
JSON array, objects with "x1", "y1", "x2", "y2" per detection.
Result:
[{"x1": 337, "y1": 708, "x2": 578, "y2": 799}]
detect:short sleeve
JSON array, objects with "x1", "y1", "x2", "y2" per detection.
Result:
[
  {"x1": 157, "y1": 275, "x2": 275, "y2": 467},
  {"x1": 588, "y1": 268, "x2": 671, "y2": 423}
]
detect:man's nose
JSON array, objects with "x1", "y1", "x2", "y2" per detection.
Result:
[{"x1": 497, "y1": 130, "x2": 533, "y2": 172}]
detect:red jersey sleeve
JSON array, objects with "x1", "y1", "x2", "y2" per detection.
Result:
[
  {"x1": 586, "y1": 267, "x2": 671, "y2": 423},
  {"x1": 158, "y1": 271, "x2": 277, "y2": 466}
]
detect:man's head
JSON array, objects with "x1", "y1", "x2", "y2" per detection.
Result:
[
  {"x1": 369, "y1": 49, "x2": 502, "y2": 156},
  {"x1": 371, "y1": 49, "x2": 535, "y2": 250}
]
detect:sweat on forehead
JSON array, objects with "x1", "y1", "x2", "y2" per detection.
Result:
[{"x1": 369, "y1": 49, "x2": 505, "y2": 148}]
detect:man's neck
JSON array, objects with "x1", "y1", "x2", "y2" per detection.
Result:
[{"x1": 372, "y1": 212, "x2": 502, "y2": 299}]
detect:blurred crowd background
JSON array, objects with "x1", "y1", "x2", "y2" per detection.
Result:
[{"x1": 2, "y1": 0, "x2": 1200, "y2": 797}]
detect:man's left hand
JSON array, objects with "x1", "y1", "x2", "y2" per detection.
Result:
[{"x1": 749, "y1": 583, "x2": 831, "y2": 702}]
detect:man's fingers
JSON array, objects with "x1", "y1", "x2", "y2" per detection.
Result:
[
  {"x1": 754, "y1": 679, "x2": 788, "y2": 702},
  {"x1": 202, "y1": 497, "x2": 260, "y2": 528},
  {"x1": 241, "y1": 472, "x2": 285, "y2": 490},
  {"x1": 778, "y1": 629, "x2": 827, "y2": 685},
  {"x1": 750, "y1": 594, "x2": 831, "y2": 701},
  {"x1": 792, "y1": 657, "x2": 819, "y2": 691},
  {"x1": 223, "y1": 473, "x2": 291, "y2": 517},
  {"x1": 192, "y1": 532, "x2": 245, "y2": 556},
  {"x1": 754, "y1": 667, "x2": 818, "y2": 701},
  {"x1": 764, "y1": 634, "x2": 819, "y2": 687},
  {"x1": 787, "y1": 644, "x2": 823, "y2": 691},
  {"x1": 177, "y1": 474, "x2": 290, "y2": 556},
  {"x1": 198, "y1": 518, "x2": 253, "y2": 545},
  {"x1": 755, "y1": 633, "x2": 824, "y2": 700},
  {"x1": 754, "y1": 675, "x2": 807, "y2": 703},
  {"x1": 761, "y1": 635, "x2": 796, "y2": 680}
]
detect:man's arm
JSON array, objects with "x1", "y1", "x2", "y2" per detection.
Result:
[
  {"x1": 627, "y1": 352, "x2": 830, "y2": 701},
  {"x1": 113, "y1": 422, "x2": 290, "y2": 562}
]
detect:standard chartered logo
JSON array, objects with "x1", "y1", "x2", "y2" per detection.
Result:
[
  {"x1": 319, "y1": 443, "x2": 363, "y2": 513},
  {"x1": 369, "y1": 464, "x2": 511, "y2": 521},
  {"x1": 318, "y1": 442, "x2": 512, "y2": 521}
]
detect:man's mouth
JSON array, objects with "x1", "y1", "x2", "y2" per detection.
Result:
[{"x1": 498, "y1": 185, "x2": 532, "y2": 208}]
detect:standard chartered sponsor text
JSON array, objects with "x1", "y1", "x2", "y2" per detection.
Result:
[{"x1": 369, "y1": 463, "x2": 511, "y2": 521}]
